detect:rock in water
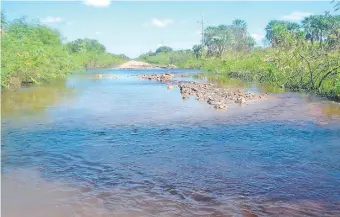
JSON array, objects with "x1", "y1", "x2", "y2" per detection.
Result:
[
  {"x1": 140, "y1": 73, "x2": 174, "y2": 82},
  {"x1": 178, "y1": 81, "x2": 267, "y2": 111},
  {"x1": 138, "y1": 74, "x2": 267, "y2": 112}
]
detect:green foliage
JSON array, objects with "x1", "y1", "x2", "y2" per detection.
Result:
[
  {"x1": 265, "y1": 20, "x2": 302, "y2": 47},
  {"x1": 203, "y1": 20, "x2": 255, "y2": 57},
  {"x1": 197, "y1": 44, "x2": 340, "y2": 101},
  {"x1": 334, "y1": 0, "x2": 340, "y2": 11},
  {"x1": 192, "y1": 44, "x2": 202, "y2": 58},
  {"x1": 66, "y1": 38, "x2": 105, "y2": 53},
  {"x1": 1, "y1": 12, "x2": 7, "y2": 27},
  {"x1": 1, "y1": 18, "x2": 75, "y2": 88},
  {"x1": 265, "y1": 13, "x2": 340, "y2": 49},
  {"x1": 137, "y1": 48, "x2": 201, "y2": 68},
  {"x1": 66, "y1": 38, "x2": 128, "y2": 68},
  {"x1": 69, "y1": 51, "x2": 128, "y2": 69},
  {"x1": 302, "y1": 13, "x2": 340, "y2": 49},
  {"x1": 1, "y1": 17, "x2": 128, "y2": 88},
  {"x1": 189, "y1": 13, "x2": 340, "y2": 101},
  {"x1": 155, "y1": 46, "x2": 173, "y2": 53}
]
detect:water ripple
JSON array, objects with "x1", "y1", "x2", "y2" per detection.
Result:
[{"x1": 2, "y1": 69, "x2": 340, "y2": 216}]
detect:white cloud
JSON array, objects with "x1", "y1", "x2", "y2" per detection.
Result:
[
  {"x1": 42, "y1": 16, "x2": 63, "y2": 23},
  {"x1": 150, "y1": 18, "x2": 174, "y2": 28},
  {"x1": 251, "y1": 33, "x2": 264, "y2": 40},
  {"x1": 281, "y1": 12, "x2": 312, "y2": 21},
  {"x1": 95, "y1": 31, "x2": 101, "y2": 35},
  {"x1": 195, "y1": 30, "x2": 201, "y2": 35},
  {"x1": 83, "y1": 0, "x2": 111, "y2": 7}
]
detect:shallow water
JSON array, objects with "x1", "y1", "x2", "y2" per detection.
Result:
[{"x1": 2, "y1": 68, "x2": 340, "y2": 217}]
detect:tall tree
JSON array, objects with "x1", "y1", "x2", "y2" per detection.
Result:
[
  {"x1": 232, "y1": 19, "x2": 247, "y2": 30},
  {"x1": 192, "y1": 44, "x2": 202, "y2": 58},
  {"x1": 204, "y1": 25, "x2": 233, "y2": 57},
  {"x1": 66, "y1": 39, "x2": 106, "y2": 53},
  {"x1": 231, "y1": 19, "x2": 254, "y2": 51},
  {"x1": 155, "y1": 46, "x2": 173, "y2": 53},
  {"x1": 266, "y1": 20, "x2": 301, "y2": 46}
]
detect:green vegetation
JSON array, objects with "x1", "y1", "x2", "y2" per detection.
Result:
[
  {"x1": 155, "y1": 45, "x2": 173, "y2": 53},
  {"x1": 138, "y1": 47, "x2": 200, "y2": 68},
  {"x1": 138, "y1": 12, "x2": 340, "y2": 101},
  {"x1": 1, "y1": 16, "x2": 128, "y2": 88},
  {"x1": 65, "y1": 39, "x2": 128, "y2": 69}
]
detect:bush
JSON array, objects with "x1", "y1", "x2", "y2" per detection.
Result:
[
  {"x1": 1, "y1": 18, "x2": 129, "y2": 88},
  {"x1": 1, "y1": 18, "x2": 76, "y2": 87}
]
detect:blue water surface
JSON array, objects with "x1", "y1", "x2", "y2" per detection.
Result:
[{"x1": 2, "y1": 68, "x2": 340, "y2": 216}]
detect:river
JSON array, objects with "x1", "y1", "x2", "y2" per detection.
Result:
[{"x1": 2, "y1": 68, "x2": 340, "y2": 217}]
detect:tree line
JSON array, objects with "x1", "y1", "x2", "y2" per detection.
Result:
[
  {"x1": 1, "y1": 15, "x2": 129, "y2": 88},
  {"x1": 138, "y1": 10, "x2": 340, "y2": 101}
]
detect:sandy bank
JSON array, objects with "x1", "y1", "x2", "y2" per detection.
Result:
[{"x1": 119, "y1": 60, "x2": 176, "y2": 69}]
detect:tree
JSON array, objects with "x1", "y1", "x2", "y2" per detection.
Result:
[
  {"x1": 266, "y1": 20, "x2": 301, "y2": 47},
  {"x1": 333, "y1": 0, "x2": 340, "y2": 11},
  {"x1": 192, "y1": 44, "x2": 202, "y2": 58},
  {"x1": 1, "y1": 12, "x2": 6, "y2": 35},
  {"x1": 118, "y1": 54, "x2": 130, "y2": 60},
  {"x1": 203, "y1": 20, "x2": 255, "y2": 56},
  {"x1": 232, "y1": 19, "x2": 247, "y2": 30},
  {"x1": 325, "y1": 14, "x2": 340, "y2": 48},
  {"x1": 204, "y1": 25, "x2": 233, "y2": 57},
  {"x1": 1, "y1": 17, "x2": 127, "y2": 88},
  {"x1": 231, "y1": 19, "x2": 255, "y2": 52},
  {"x1": 66, "y1": 39, "x2": 106, "y2": 53},
  {"x1": 302, "y1": 14, "x2": 340, "y2": 48},
  {"x1": 155, "y1": 46, "x2": 173, "y2": 53},
  {"x1": 1, "y1": 12, "x2": 6, "y2": 26},
  {"x1": 1, "y1": 17, "x2": 76, "y2": 87}
]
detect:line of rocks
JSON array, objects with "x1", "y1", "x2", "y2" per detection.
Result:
[
  {"x1": 139, "y1": 73, "x2": 267, "y2": 111},
  {"x1": 93, "y1": 74, "x2": 119, "y2": 80},
  {"x1": 178, "y1": 81, "x2": 267, "y2": 110},
  {"x1": 140, "y1": 73, "x2": 174, "y2": 83}
]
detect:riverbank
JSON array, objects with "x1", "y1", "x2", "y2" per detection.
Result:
[
  {"x1": 1, "y1": 18, "x2": 128, "y2": 89},
  {"x1": 198, "y1": 48, "x2": 339, "y2": 102},
  {"x1": 139, "y1": 48, "x2": 340, "y2": 102}
]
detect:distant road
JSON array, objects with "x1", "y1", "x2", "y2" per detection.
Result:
[{"x1": 119, "y1": 60, "x2": 176, "y2": 69}]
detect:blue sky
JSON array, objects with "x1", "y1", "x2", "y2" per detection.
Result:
[{"x1": 2, "y1": 1, "x2": 338, "y2": 58}]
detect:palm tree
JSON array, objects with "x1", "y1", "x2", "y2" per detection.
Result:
[
  {"x1": 266, "y1": 20, "x2": 284, "y2": 46},
  {"x1": 266, "y1": 20, "x2": 300, "y2": 46},
  {"x1": 232, "y1": 19, "x2": 247, "y2": 30},
  {"x1": 232, "y1": 20, "x2": 253, "y2": 51}
]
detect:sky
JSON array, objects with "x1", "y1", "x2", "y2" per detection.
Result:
[{"x1": 2, "y1": 1, "x2": 338, "y2": 58}]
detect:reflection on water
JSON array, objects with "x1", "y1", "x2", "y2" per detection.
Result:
[
  {"x1": 1, "y1": 78, "x2": 74, "y2": 118},
  {"x1": 2, "y1": 68, "x2": 340, "y2": 216},
  {"x1": 196, "y1": 73, "x2": 288, "y2": 94},
  {"x1": 196, "y1": 73, "x2": 340, "y2": 120}
]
